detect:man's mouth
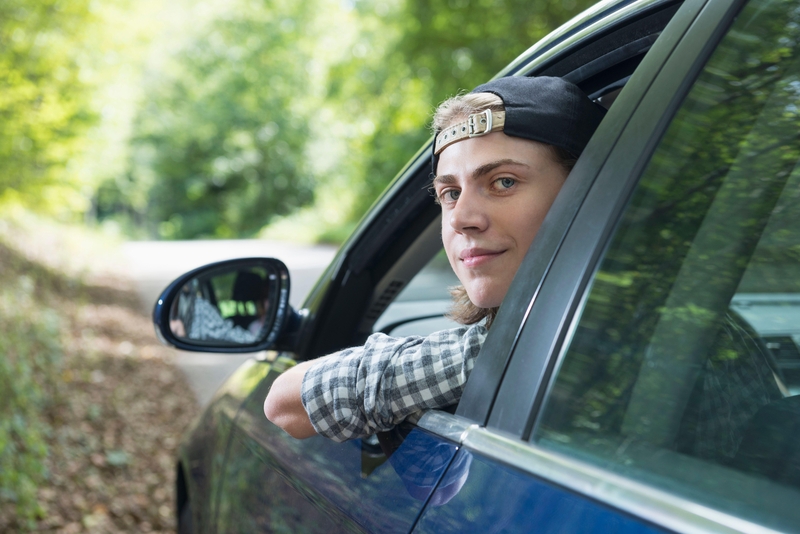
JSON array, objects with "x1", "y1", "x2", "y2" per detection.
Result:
[{"x1": 460, "y1": 248, "x2": 505, "y2": 267}]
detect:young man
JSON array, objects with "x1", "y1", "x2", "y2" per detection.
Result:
[{"x1": 264, "y1": 76, "x2": 606, "y2": 442}]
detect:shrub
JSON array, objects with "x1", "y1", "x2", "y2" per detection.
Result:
[{"x1": 0, "y1": 270, "x2": 64, "y2": 527}]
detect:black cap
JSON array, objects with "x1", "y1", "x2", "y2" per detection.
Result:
[{"x1": 432, "y1": 76, "x2": 606, "y2": 174}]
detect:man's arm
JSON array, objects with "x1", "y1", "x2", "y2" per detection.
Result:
[
  {"x1": 303, "y1": 326, "x2": 486, "y2": 442},
  {"x1": 265, "y1": 325, "x2": 486, "y2": 442},
  {"x1": 264, "y1": 359, "x2": 321, "y2": 439}
]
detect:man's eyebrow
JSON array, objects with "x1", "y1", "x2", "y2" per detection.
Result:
[
  {"x1": 432, "y1": 174, "x2": 456, "y2": 188},
  {"x1": 433, "y1": 158, "x2": 529, "y2": 187},
  {"x1": 472, "y1": 159, "x2": 529, "y2": 178}
]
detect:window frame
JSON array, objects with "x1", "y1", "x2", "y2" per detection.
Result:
[
  {"x1": 455, "y1": 0, "x2": 697, "y2": 425},
  {"x1": 481, "y1": 0, "x2": 748, "y2": 438},
  {"x1": 429, "y1": 0, "x2": 800, "y2": 531}
]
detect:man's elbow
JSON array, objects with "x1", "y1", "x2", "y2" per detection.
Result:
[
  {"x1": 262, "y1": 387, "x2": 282, "y2": 426},
  {"x1": 264, "y1": 373, "x2": 317, "y2": 439}
]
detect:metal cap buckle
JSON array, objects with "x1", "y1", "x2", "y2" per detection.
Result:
[
  {"x1": 434, "y1": 110, "x2": 505, "y2": 155},
  {"x1": 468, "y1": 109, "x2": 493, "y2": 137}
]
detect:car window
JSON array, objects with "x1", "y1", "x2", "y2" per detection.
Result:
[
  {"x1": 533, "y1": 0, "x2": 800, "y2": 530},
  {"x1": 373, "y1": 249, "x2": 461, "y2": 336}
]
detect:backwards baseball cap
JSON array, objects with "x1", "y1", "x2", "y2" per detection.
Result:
[{"x1": 433, "y1": 76, "x2": 606, "y2": 174}]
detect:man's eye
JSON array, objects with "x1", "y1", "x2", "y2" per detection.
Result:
[
  {"x1": 498, "y1": 177, "x2": 516, "y2": 189},
  {"x1": 440, "y1": 189, "x2": 460, "y2": 202}
]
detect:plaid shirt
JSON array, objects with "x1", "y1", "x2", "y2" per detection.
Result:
[{"x1": 301, "y1": 325, "x2": 487, "y2": 442}]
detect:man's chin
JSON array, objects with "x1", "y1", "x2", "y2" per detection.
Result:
[{"x1": 465, "y1": 288, "x2": 504, "y2": 309}]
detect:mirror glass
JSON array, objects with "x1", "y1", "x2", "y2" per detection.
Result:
[{"x1": 168, "y1": 265, "x2": 281, "y2": 347}]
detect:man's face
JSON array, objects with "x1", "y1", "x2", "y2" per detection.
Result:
[{"x1": 434, "y1": 132, "x2": 568, "y2": 309}]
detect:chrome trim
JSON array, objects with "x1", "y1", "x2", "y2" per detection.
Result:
[
  {"x1": 461, "y1": 426, "x2": 783, "y2": 534},
  {"x1": 416, "y1": 410, "x2": 477, "y2": 443},
  {"x1": 500, "y1": 0, "x2": 670, "y2": 78}
]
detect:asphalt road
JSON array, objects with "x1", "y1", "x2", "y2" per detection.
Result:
[{"x1": 122, "y1": 239, "x2": 338, "y2": 406}]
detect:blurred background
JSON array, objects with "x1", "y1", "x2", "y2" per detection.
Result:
[{"x1": 1, "y1": 0, "x2": 594, "y2": 531}]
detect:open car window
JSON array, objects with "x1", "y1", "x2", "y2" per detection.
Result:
[
  {"x1": 339, "y1": 3, "x2": 686, "y2": 352},
  {"x1": 373, "y1": 249, "x2": 461, "y2": 336},
  {"x1": 533, "y1": 0, "x2": 800, "y2": 530}
]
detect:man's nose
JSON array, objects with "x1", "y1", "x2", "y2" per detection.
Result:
[{"x1": 449, "y1": 189, "x2": 489, "y2": 233}]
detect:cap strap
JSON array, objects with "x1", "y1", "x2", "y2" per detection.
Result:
[{"x1": 434, "y1": 110, "x2": 506, "y2": 155}]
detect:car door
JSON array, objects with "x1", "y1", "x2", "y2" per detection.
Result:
[
  {"x1": 210, "y1": 132, "x2": 488, "y2": 531},
  {"x1": 209, "y1": 0, "x2": 700, "y2": 531},
  {"x1": 415, "y1": 0, "x2": 800, "y2": 531}
]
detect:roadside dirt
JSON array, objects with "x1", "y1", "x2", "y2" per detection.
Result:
[
  {"x1": 37, "y1": 285, "x2": 199, "y2": 533},
  {"x1": 0, "y1": 222, "x2": 199, "y2": 533}
]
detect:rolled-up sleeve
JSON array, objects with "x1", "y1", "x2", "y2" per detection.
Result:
[{"x1": 300, "y1": 325, "x2": 487, "y2": 442}]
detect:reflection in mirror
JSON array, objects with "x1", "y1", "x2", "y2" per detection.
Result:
[{"x1": 168, "y1": 266, "x2": 278, "y2": 347}]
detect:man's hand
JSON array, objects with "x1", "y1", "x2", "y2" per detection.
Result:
[{"x1": 263, "y1": 359, "x2": 320, "y2": 439}]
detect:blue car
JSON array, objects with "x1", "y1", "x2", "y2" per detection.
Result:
[{"x1": 154, "y1": 0, "x2": 800, "y2": 530}]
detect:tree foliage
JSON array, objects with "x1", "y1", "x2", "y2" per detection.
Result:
[
  {"x1": 94, "y1": 0, "x2": 595, "y2": 239},
  {"x1": 0, "y1": 0, "x2": 96, "y2": 214},
  {"x1": 327, "y1": 0, "x2": 596, "y2": 220},
  {"x1": 4, "y1": 0, "x2": 599, "y2": 238},
  {"x1": 115, "y1": 0, "x2": 318, "y2": 239}
]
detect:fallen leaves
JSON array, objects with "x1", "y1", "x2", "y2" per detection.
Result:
[{"x1": 0, "y1": 239, "x2": 198, "y2": 533}]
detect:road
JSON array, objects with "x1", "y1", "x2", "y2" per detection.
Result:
[{"x1": 123, "y1": 239, "x2": 338, "y2": 406}]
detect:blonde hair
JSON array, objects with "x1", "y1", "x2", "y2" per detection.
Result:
[
  {"x1": 433, "y1": 92, "x2": 575, "y2": 329},
  {"x1": 432, "y1": 92, "x2": 506, "y2": 133}
]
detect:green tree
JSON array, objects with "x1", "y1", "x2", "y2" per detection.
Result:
[
  {"x1": 0, "y1": 0, "x2": 96, "y2": 215},
  {"x1": 118, "y1": 0, "x2": 318, "y2": 239},
  {"x1": 327, "y1": 0, "x2": 596, "y2": 222}
]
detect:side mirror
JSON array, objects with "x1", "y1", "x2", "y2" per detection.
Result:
[{"x1": 152, "y1": 258, "x2": 292, "y2": 353}]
